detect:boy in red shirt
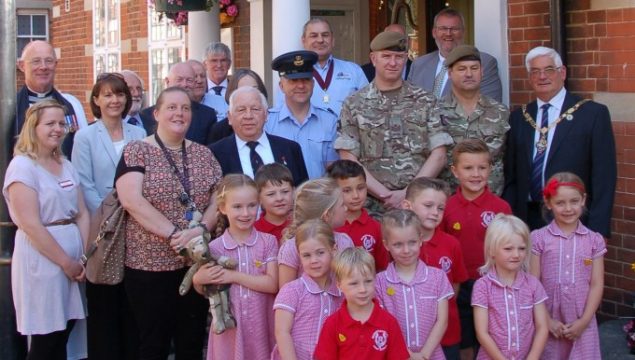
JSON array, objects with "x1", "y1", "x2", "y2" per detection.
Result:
[
  {"x1": 254, "y1": 163, "x2": 294, "y2": 242},
  {"x1": 328, "y1": 160, "x2": 389, "y2": 270},
  {"x1": 314, "y1": 248, "x2": 409, "y2": 360},
  {"x1": 403, "y1": 177, "x2": 468, "y2": 360},
  {"x1": 441, "y1": 139, "x2": 512, "y2": 360}
]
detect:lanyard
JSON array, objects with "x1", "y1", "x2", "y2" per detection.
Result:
[
  {"x1": 312, "y1": 59, "x2": 334, "y2": 91},
  {"x1": 154, "y1": 133, "x2": 193, "y2": 209}
]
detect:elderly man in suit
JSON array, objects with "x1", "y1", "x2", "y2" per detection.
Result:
[
  {"x1": 503, "y1": 46, "x2": 616, "y2": 237},
  {"x1": 408, "y1": 8, "x2": 502, "y2": 102},
  {"x1": 140, "y1": 62, "x2": 217, "y2": 145},
  {"x1": 210, "y1": 86, "x2": 309, "y2": 186}
]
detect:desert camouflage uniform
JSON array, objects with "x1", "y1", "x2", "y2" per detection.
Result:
[
  {"x1": 335, "y1": 81, "x2": 453, "y2": 215},
  {"x1": 431, "y1": 93, "x2": 510, "y2": 195}
]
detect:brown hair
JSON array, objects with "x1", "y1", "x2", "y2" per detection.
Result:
[
  {"x1": 155, "y1": 87, "x2": 191, "y2": 111},
  {"x1": 282, "y1": 178, "x2": 341, "y2": 241},
  {"x1": 380, "y1": 209, "x2": 423, "y2": 242},
  {"x1": 14, "y1": 100, "x2": 67, "y2": 161},
  {"x1": 214, "y1": 174, "x2": 259, "y2": 237},
  {"x1": 90, "y1": 72, "x2": 132, "y2": 119},
  {"x1": 254, "y1": 162, "x2": 294, "y2": 191},
  {"x1": 451, "y1": 138, "x2": 491, "y2": 165},
  {"x1": 405, "y1": 177, "x2": 450, "y2": 201},
  {"x1": 295, "y1": 218, "x2": 335, "y2": 251},
  {"x1": 225, "y1": 68, "x2": 268, "y2": 104},
  {"x1": 327, "y1": 159, "x2": 366, "y2": 181}
]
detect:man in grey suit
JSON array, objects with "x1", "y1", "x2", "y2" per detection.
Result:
[{"x1": 408, "y1": 8, "x2": 502, "y2": 102}]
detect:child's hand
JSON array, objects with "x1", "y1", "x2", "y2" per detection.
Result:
[
  {"x1": 408, "y1": 350, "x2": 426, "y2": 360},
  {"x1": 563, "y1": 319, "x2": 588, "y2": 340},
  {"x1": 549, "y1": 318, "x2": 566, "y2": 338},
  {"x1": 193, "y1": 263, "x2": 226, "y2": 285}
]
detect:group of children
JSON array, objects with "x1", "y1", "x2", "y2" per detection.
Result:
[{"x1": 192, "y1": 138, "x2": 605, "y2": 360}]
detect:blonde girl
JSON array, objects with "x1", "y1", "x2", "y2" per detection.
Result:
[
  {"x1": 273, "y1": 219, "x2": 343, "y2": 360},
  {"x1": 278, "y1": 178, "x2": 354, "y2": 288},
  {"x1": 472, "y1": 214, "x2": 549, "y2": 360},
  {"x1": 375, "y1": 209, "x2": 452, "y2": 360},
  {"x1": 193, "y1": 174, "x2": 278, "y2": 360},
  {"x1": 530, "y1": 172, "x2": 605, "y2": 359}
]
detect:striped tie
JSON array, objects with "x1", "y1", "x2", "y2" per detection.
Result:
[
  {"x1": 247, "y1": 141, "x2": 264, "y2": 174},
  {"x1": 433, "y1": 65, "x2": 447, "y2": 97},
  {"x1": 530, "y1": 103, "x2": 551, "y2": 202}
]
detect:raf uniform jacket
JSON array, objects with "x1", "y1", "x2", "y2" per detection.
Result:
[
  {"x1": 408, "y1": 50, "x2": 503, "y2": 103},
  {"x1": 502, "y1": 92, "x2": 616, "y2": 238},
  {"x1": 209, "y1": 133, "x2": 309, "y2": 186},
  {"x1": 139, "y1": 101, "x2": 217, "y2": 146}
]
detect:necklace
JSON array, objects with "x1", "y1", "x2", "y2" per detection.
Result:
[{"x1": 522, "y1": 99, "x2": 589, "y2": 153}]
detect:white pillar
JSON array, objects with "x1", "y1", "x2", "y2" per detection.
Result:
[
  {"x1": 249, "y1": 0, "x2": 273, "y2": 104},
  {"x1": 187, "y1": 6, "x2": 220, "y2": 61},
  {"x1": 271, "y1": 0, "x2": 310, "y2": 104},
  {"x1": 474, "y1": 0, "x2": 509, "y2": 105}
]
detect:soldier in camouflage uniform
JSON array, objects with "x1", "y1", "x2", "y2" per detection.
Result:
[
  {"x1": 335, "y1": 31, "x2": 453, "y2": 216},
  {"x1": 430, "y1": 45, "x2": 510, "y2": 195}
]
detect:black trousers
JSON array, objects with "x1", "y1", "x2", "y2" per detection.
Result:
[
  {"x1": 124, "y1": 267, "x2": 208, "y2": 360},
  {"x1": 86, "y1": 280, "x2": 139, "y2": 360},
  {"x1": 27, "y1": 320, "x2": 75, "y2": 360}
]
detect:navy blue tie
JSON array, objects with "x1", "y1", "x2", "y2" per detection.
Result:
[
  {"x1": 530, "y1": 103, "x2": 551, "y2": 202},
  {"x1": 212, "y1": 86, "x2": 223, "y2": 96},
  {"x1": 127, "y1": 115, "x2": 140, "y2": 126},
  {"x1": 247, "y1": 141, "x2": 263, "y2": 174}
]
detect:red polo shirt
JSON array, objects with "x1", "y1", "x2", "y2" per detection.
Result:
[
  {"x1": 314, "y1": 298, "x2": 409, "y2": 360},
  {"x1": 336, "y1": 209, "x2": 390, "y2": 271},
  {"x1": 441, "y1": 187, "x2": 511, "y2": 280},
  {"x1": 254, "y1": 216, "x2": 289, "y2": 244},
  {"x1": 421, "y1": 228, "x2": 468, "y2": 346}
]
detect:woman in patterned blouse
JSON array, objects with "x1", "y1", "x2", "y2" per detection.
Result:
[{"x1": 115, "y1": 87, "x2": 223, "y2": 359}]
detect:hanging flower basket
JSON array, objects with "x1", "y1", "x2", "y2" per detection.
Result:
[{"x1": 153, "y1": 0, "x2": 209, "y2": 12}]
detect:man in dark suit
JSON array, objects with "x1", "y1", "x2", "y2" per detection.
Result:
[
  {"x1": 408, "y1": 8, "x2": 502, "y2": 102},
  {"x1": 209, "y1": 86, "x2": 308, "y2": 186},
  {"x1": 361, "y1": 23, "x2": 412, "y2": 82},
  {"x1": 140, "y1": 62, "x2": 217, "y2": 145},
  {"x1": 503, "y1": 46, "x2": 616, "y2": 238}
]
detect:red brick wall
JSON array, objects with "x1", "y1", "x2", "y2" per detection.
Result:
[
  {"x1": 228, "y1": 0, "x2": 250, "y2": 69},
  {"x1": 508, "y1": 0, "x2": 635, "y2": 319}
]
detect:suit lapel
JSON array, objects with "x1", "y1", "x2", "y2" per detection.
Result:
[
  {"x1": 97, "y1": 122, "x2": 119, "y2": 167},
  {"x1": 268, "y1": 134, "x2": 284, "y2": 164},
  {"x1": 425, "y1": 54, "x2": 440, "y2": 90},
  {"x1": 229, "y1": 136, "x2": 244, "y2": 173},
  {"x1": 523, "y1": 101, "x2": 539, "y2": 164},
  {"x1": 546, "y1": 93, "x2": 578, "y2": 165}
]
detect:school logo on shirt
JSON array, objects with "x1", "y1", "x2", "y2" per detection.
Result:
[
  {"x1": 361, "y1": 234, "x2": 376, "y2": 251},
  {"x1": 372, "y1": 330, "x2": 388, "y2": 351},
  {"x1": 439, "y1": 256, "x2": 453, "y2": 273},
  {"x1": 480, "y1": 211, "x2": 496, "y2": 228}
]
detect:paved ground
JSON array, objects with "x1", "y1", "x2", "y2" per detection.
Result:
[{"x1": 600, "y1": 319, "x2": 635, "y2": 359}]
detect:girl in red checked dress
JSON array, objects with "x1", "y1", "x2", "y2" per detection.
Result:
[
  {"x1": 529, "y1": 172, "x2": 605, "y2": 359},
  {"x1": 193, "y1": 174, "x2": 279, "y2": 360},
  {"x1": 375, "y1": 209, "x2": 453, "y2": 360},
  {"x1": 272, "y1": 219, "x2": 344, "y2": 360},
  {"x1": 472, "y1": 214, "x2": 549, "y2": 360},
  {"x1": 277, "y1": 178, "x2": 354, "y2": 289}
]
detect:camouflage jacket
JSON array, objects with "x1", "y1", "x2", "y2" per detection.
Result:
[
  {"x1": 431, "y1": 92, "x2": 510, "y2": 195},
  {"x1": 335, "y1": 81, "x2": 452, "y2": 190}
]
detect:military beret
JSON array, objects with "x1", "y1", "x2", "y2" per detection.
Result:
[
  {"x1": 444, "y1": 45, "x2": 481, "y2": 67},
  {"x1": 370, "y1": 31, "x2": 407, "y2": 52},
  {"x1": 271, "y1": 50, "x2": 318, "y2": 79}
]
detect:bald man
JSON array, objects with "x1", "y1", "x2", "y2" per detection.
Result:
[
  {"x1": 361, "y1": 24, "x2": 413, "y2": 82},
  {"x1": 15, "y1": 40, "x2": 88, "y2": 156},
  {"x1": 140, "y1": 62, "x2": 218, "y2": 145}
]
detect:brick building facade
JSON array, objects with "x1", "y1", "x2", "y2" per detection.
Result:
[{"x1": 31, "y1": 0, "x2": 635, "y2": 319}]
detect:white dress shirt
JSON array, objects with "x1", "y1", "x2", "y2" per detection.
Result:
[{"x1": 235, "y1": 132, "x2": 275, "y2": 179}]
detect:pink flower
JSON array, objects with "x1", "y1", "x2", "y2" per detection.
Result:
[
  {"x1": 226, "y1": 4, "x2": 238, "y2": 16},
  {"x1": 174, "y1": 10, "x2": 188, "y2": 26},
  {"x1": 219, "y1": 0, "x2": 232, "y2": 5}
]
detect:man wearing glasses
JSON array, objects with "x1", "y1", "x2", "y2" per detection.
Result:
[
  {"x1": 408, "y1": 8, "x2": 502, "y2": 102},
  {"x1": 503, "y1": 46, "x2": 616, "y2": 239},
  {"x1": 140, "y1": 62, "x2": 218, "y2": 145},
  {"x1": 15, "y1": 40, "x2": 88, "y2": 157}
]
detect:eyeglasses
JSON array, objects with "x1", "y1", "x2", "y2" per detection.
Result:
[
  {"x1": 435, "y1": 26, "x2": 462, "y2": 34},
  {"x1": 529, "y1": 66, "x2": 561, "y2": 78},
  {"x1": 28, "y1": 57, "x2": 56, "y2": 67}
]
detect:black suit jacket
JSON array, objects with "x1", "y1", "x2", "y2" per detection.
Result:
[
  {"x1": 209, "y1": 133, "x2": 309, "y2": 186},
  {"x1": 361, "y1": 59, "x2": 412, "y2": 82},
  {"x1": 502, "y1": 92, "x2": 616, "y2": 237},
  {"x1": 140, "y1": 102, "x2": 217, "y2": 146}
]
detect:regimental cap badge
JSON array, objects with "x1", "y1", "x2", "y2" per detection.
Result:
[{"x1": 293, "y1": 55, "x2": 304, "y2": 67}]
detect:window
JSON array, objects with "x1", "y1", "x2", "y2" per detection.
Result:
[
  {"x1": 147, "y1": 11, "x2": 186, "y2": 104},
  {"x1": 93, "y1": 0, "x2": 121, "y2": 78},
  {"x1": 17, "y1": 12, "x2": 49, "y2": 58}
]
